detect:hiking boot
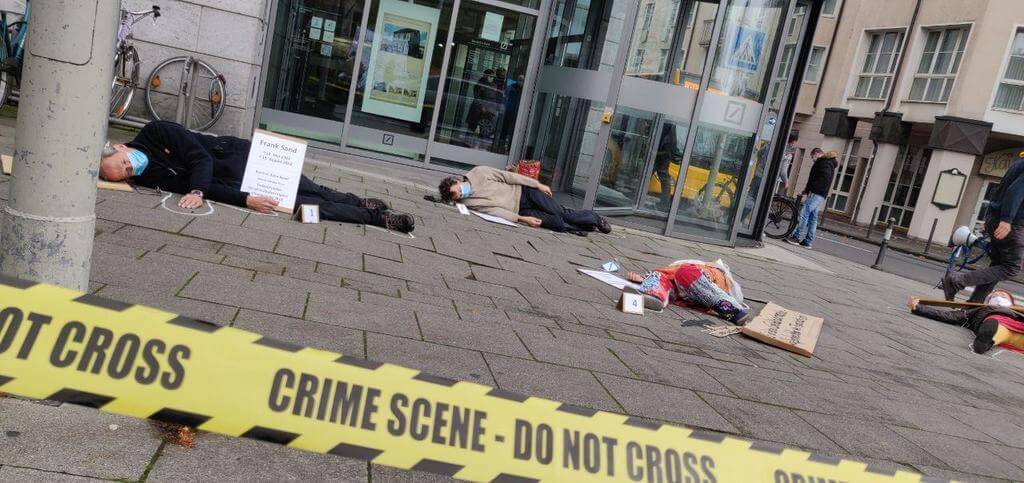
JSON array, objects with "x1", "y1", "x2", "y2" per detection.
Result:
[
  {"x1": 381, "y1": 210, "x2": 415, "y2": 233},
  {"x1": 361, "y1": 198, "x2": 389, "y2": 211},
  {"x1": 597, "y1": 217, "x2": 612, "y2": 234},
  {"x1": 940, "y1": 273, "x2": 960, "y2": 301},
  {"x1": 714, "y1": 300, "x2": 751, "y2": 325},
  {"x1": 972, "y1": 317, "x2": 999, "y2": 354}
]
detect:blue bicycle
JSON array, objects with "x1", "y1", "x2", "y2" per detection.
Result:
[{"x1": 0, "y1": 0, "x2": 29, "y2": 109}]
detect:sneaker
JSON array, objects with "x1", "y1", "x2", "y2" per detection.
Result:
[
  {"x1": 361, "y1": 198, "x2": 390, "y2": 211},
  {"x1": 569, "y1": 230, "x2": 589, "y2": 237},
  {"x1": 940, "y1": 273, "x2": 959, "y2": 301},
  {"x1": 972, "y1": 318, "x2": 999, "y2": 354},
  {"x1": 785, "y1": 237, "x2": 801, "y2": 245},
  {"x1": 597, "y1": 217, "x2": 612, "y2": 234},
  {"x1": 713, "y1": 300, "x2": 751, "y2": 325},
  {"x1": 381, "y1": 210, "x2": 415, "y2": 233},
  {"x1": 800, "y1": 242, "x2": 812, "y2": 249}
]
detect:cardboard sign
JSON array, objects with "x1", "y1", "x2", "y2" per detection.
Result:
[
  {"x1": 298, "y1": 204, "x2": 320, "y2": 224},
  {"x1": 617, "y1": 291, "x2": 644, "y2": 315},
  {"x1": 741, "y1": 303, "x2": 823, "y2": 357},
  {"x1": 241, "y1": 130, "x2": 307, "y2": 213},
  {"x1": 1, "y1": 154, "x2": 10, "y2": 175}
]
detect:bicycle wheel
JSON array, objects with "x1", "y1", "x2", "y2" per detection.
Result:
[
  {"x1": 0, "y1": 21, "x2": 26, "y2": 108},
  {"x1": 109, "y1": 45, "x2": 139, "y2": 118},
  {"x1": 763, "y1": 196, "x2": 798, "y2": 239},
  {"x1": 145, "y1": 56, "x2": 226, "y2": 131}
]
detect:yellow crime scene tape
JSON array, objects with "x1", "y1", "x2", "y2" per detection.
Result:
[{"x1": 0, "y1": 275, "x2": 922, "y2": 482}]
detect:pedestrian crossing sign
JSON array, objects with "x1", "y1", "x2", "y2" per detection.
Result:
[{"x1": 725, "y1": 26, "x2": 765, "y2": 73}]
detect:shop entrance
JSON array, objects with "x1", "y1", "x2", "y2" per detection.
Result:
[
  {"x1": 259, "y1": 0, "x2": 543, "y2": 169},
  {"x1": 522, "y1": 0, "x2": 810, "y2": 242}
]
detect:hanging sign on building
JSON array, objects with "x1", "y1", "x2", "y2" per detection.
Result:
[
  {"x1": 724, "y1": 25, "x2": 765, "y2": 73},
  {"x1": 979, "y1": 148, "x2": 1023, "y2": 178},
  {"x1": 361, "y1": 0, "x2": 440, "y2": 123}
]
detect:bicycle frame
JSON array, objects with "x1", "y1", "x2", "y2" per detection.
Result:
[
  {"x1": 1, "y1": 0, "x2": 29, "y2": 65},
  {"x1": 117, "y1": 6, "x2": 159, "y2": 50}
]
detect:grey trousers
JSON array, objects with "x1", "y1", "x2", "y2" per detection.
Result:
[{"x1": 958, "y1": 218, "x2": 1024, "y2": 303}]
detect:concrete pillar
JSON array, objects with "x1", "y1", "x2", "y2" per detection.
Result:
[
  {"x1": 854, "y1": 142, "x2": 902, "y2": 225},
  {"x1": 0, "y1": 2, "x2": 119, "y2": 290},
  {"x1": 907, "y1": 149, "x2": 976, "y2": 242}
]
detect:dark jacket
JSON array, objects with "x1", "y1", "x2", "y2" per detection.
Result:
[
  {"x1": 989, "y1": 158, "x2": 1024, "y2": 225},
  {"x1": 803, "y1": 155, "x2": 838, "y2": 197},
  {"x1": 128, "y1": 121, "x2": 251, "y2": 207}
]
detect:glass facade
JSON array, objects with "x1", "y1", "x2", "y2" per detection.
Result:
[{"x1": 259, "y1": 0, "x2": 812, "y2": 245}]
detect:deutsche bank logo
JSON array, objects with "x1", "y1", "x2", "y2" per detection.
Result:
[
  {"x1": 382, "y1": 134, "x2": 395, "y2": 146},
  {"x1": 725, "y1": 100, "x2": 745, "y2": 126},
  {"x1": 725, "y1": 26, "x2": 765, "y2": 73}
]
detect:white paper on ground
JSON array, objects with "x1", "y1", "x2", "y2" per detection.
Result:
[
  {"x1": 471, "y1": 210, "x2": 519, "y2": 226},
  {"x1": 578, "y1": 269, "x2": 640, "y2": 291},
  {"x1": 456, "y1": 203, "x2": 470, "y2": 215}
]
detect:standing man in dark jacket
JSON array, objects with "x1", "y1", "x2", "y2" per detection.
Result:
[
  {"x1": 98, "y1": 121, "x2": 415, "y2": 232},
  {"x1": 942, "y1": 152, "x2": 1024, "y2": 301},
  {"x1": 787, "y1": 148, "x2": 834, "y2": 249}
]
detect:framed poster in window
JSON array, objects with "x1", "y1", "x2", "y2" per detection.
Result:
[{"x1": 361, "y1": 0, "x2": 440, "y2": 122}]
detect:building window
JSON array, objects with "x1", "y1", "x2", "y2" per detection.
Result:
[
  {"x1": 804, "y1": 46, "x2": 825, "y2": 83},
  {"x1": 994, "y1": 28, "x2": 1024, "y2": 112},
  {"x1": 853, "y1": 30, "x2": 905, "y2": 100},
  {"x1": 629, "y1": 48, "x2": 646, "y2": 72},
  {"x1": 769, "y1": 44, "x2": 796, "y2": 106},
  {"x1": 699, "y1": 18, "x2": 714, "y2": 46},
  {"x1": 908, "y1": 27, "x2": 969, "y2": 103},
  {"x1": 821, "y1": 0, "x2": 839, "y2": 17},
  {"x1": 662, "y1": 0, "x2": 679, "y2": 41},
  {"x1": 787, "y1": 5, "x2": 806, "y2": 37},
  {"x1": 640, "y1": 3, "x2": 654, "y2": 41}
]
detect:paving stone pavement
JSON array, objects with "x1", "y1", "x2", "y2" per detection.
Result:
[{"x1": 4, "y1": 139, "x2": 1024, "y2": 481}]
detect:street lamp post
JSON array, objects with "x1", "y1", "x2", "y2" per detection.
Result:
[{"x1": 0, "y1": 1, "x2": 120, "y2": 290}]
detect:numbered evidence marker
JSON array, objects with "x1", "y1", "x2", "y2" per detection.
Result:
[
  {"x1": 241, "y1": 130, "x2": 308, "y2": 214},
  {"x1": 295, "y1": 204, "x2": 320, "y2": 224},
  {"x1": 617, "y1": 290, "x2": 644, "y2": 315}
]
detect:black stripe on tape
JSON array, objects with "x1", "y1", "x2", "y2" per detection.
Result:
[
  {"x1": 749, "y1": 441, "x2": 785, "y2": 454},
  {"x1": 491, "y1": 474, "x2": 540, "y2": 483},
  {"x1": 555, "y1": 403, "x2": 597, "y2": 417},
  {"x1": 73, "y1": 294, "x2": 133, "y2": 312},
  {"x1": 48, "y1": 388, "x2": 114, "y2": 408},
  {"x1": 335, "y1": 355, "x2": 384, "y2": 370},
  {"x1": 623, "y1": 417, "x2": 662, "y2": 431},
  {"x1": 167, "y1": 315, "x2": 220, "y2": 333},
  {"x1": 487, "y1": 388, "x2": 528, "y2": 402},
  {"x1": 0, "y1": 274, "x2": 37, "y2": 289},
  {"x1": 807, "y1": 453, "x2": 843, "y2": 466},
  {"x1": 241, "y1": 426, "x2": 299, "y2": 445},
  {"x1": 864, "y1": 463, "x2": 898, "y2": 476},
  {"x1": 253, "y1": 337, "x2": 303, "y2": 353},
  {"x1": 413, "y1": 373, "x2": 458, "y2": 387},
  {"x1": 688, "y1": 430, "x2": 727, "y2": 443},
  {"x1": 0, "y1": 375, "x2": 11, "y2": 386},
  {"x1": 411, "y1": 459, "x2": 463, "y2": 477},
  {"x1": 328, "y1": 443, "x2": 383, "y2": 461},
  {"x1": 150, "y1": 408, "x2": 212, "y2": 428},
  {"x1": 921, "y1": 477, "x2": 950, "y2": 483}
]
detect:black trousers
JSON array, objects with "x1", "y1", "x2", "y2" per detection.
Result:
[
  {"x1": 518, "y1": 186, "x2": 602, "y2": 232},
  {"x1": 294, "y1": 176, "x2": 380, "y2": 225},
  {"x1": 913, "y1": 305, "x2": 981, "y2": 331},
  {"x1": 960, "y1": 217, "x2": 1024, "y2": 302}
]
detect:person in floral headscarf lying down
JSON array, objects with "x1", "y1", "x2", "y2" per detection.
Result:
[{"x1": 625, "y1": 259, "x2": 751, "y2": 324}]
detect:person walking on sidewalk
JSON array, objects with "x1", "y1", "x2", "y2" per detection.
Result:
[
  {"x1": 787, "y1": 148, "x2": 835, "y2": 248},
  {"x1": 942, "y1": 151, "x2": 1024, "y2": 301}
]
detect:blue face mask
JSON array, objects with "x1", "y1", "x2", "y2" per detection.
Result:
[
  {"x1": 460, "y1": 183, "x2": 472, "y2": 198},
  {"x1": 127, "y1": 149, "x2": 148, "y2": 176}
]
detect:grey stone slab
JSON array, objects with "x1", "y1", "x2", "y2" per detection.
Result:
[
  {"x1": 443, "y1": 275, "x2": 526, "y2": 303},
  {"x1": 181, "y1": 218, "x2": 281, "y2": 251},
  {"x1": 700, "y1": 394, "x2": 843, "y2": 452},
  {"x1": 360, "y1": 290, "x2": 457, "y2": 317},
  {"x1": 219, "y1": 244, "x2": 318, "y2": 275},
  {"x1": 366, "y1": 255, "x2": 445, "y2": 286},
  {"x1": 485, "y1": 354, "x2": 622, "y2": 412},
  {"x1": 179, "y1": 272, "x2": 308, "y2": 317},
  {"x1": 326, "y1": 226, "x2": 402, "y2": 261},
  {"x1": 404, "y1": 282, "x2": 496, "y2": 309},
  {"x1": 147, "y1": 432, "x2": 367, "y2": 482},
  {"x1": 400, "y1": 246, "x2": 473, "y2": 278},
  {"x1": 95, "y1": 199, "x2": 193, "y2": 232},
  {"x1": 305, "y1": 293, "x2": 421, "y2": 338},
  {"x1": 794, "y1": 411, "x2": 943, "y2": 466},
  {"x1": 515, "y1": 329, "x2": 635, "y2": 376},
  {"x1": 254, "y1": 272, "x2": 359, "y2": 300},
  {"x1": 96, "y1": 225, "x2": 223, "y2": 252},
  {"x1": 89, "y1": 256, "x2": 197, "y2": 295},
  {"x1": 613, "y1": 347, "x2": 732, "y2": 395},
  {"x1": 234, "y1": 309, "x2": 363, "y2": 356},
  {"x1": 0, "y1": 467, "x2": 104, "y2": 482},
  {"x1": 242, "y1": 213, "x2": 326, "y2": 242},
  {"x1": 159, "y1": 243, "x2": 226, "y2": 264},
  {"x1": 0, "y1": 399, "x2": 161, "y2": 481},
  {"x1": 140, "y1": 251, "x2": 257, "y2": 281},
  {"x1": 595, "y1": 374, "x2": 736, "y2": 433},
  {"x1": 453, "y1": 300, "x2": 510, "y2": 323},
  {"x1": 371, "y1": 464, "x2": 454, "y2": 482},
  {"x1": 97, "y1": 286, "x2": 238, "y2": 326},
  {"x1": 367, "y1": 333, "x2": 495, "y2": 385},
  {"x1": 275, "y1": 236, "x2": 363, "y2": 270},
  {"x1": 913, "y1": 466, "x2": 1009, "y2": 483},
  {"x1": 891, "y1": 427, "x2": 1024, "y2": 480},
  {"x1": 417, "y1": 313, "x2": 531, "y2": 358}
]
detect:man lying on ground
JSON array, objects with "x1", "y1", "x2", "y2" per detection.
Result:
[
  {"x1": 625, "y1": 260, "x2": 750, "y2": 324},
  {"x1": 99, "y1": 120, "x2": 414, "y2": 232},
  {"x1": 438, "y1": 166, "x2": 611, "y2": 236},
  {"x1": 909, "y1": 291, "x2": 1024, "y2": 354}
]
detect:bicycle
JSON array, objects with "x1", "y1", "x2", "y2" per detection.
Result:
[
  {"x1": 145, "y1": 55, "x2": 226, "y2": 131},
  {"x1": 946, "y1": 227, "x2": 989, "y2": 275},
  {"x1": 763, "y1": 193, "x2": 799, "y2": 239},
  {"x1": 110, "y1": 5, "x2": 161, "y2": 119},
  {"x1": 0, "y1": 0, "x2": 29, "y2": 109}
]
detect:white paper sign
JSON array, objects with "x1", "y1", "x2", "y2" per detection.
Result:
[
  {"x1": 311, "y1": 16, "x2": 323, "y2": 29},
  {"x1": 456, "y1": 203, "x2": 470, "y2": 215},
  {"x1": 471, "y1": 210, "x2": 518, "y2": 226},
  {"x1": 481, "y1": 12, "x2": 503, "y2": 42},
  {"x1": 577, "y1": 269, "x2": 641, "y2": 291},
  {"x1": 309, "y1": 28, "x2": 322, "y2": 40},
  {"x1": 324, "y1": 19, "x2": 336, "y2": 32},
  {"x1": 241, "y1": 130, "x2": 308, "y2": 213}
]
